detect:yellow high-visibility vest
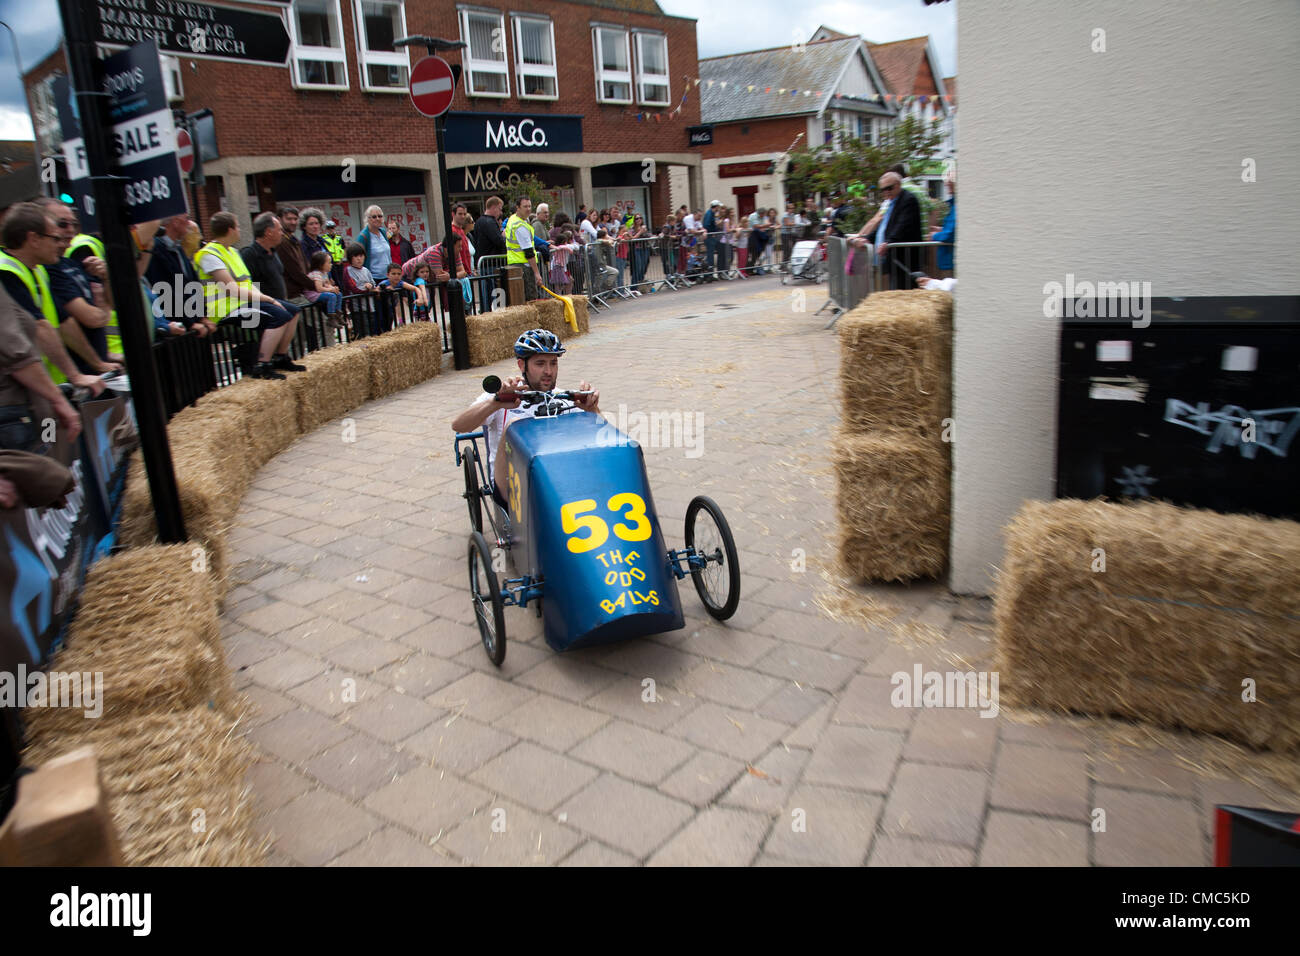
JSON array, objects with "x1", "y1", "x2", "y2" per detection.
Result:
[
  {"x1": 323, "y1": 233, "x2": 346, "y2": 263},
  {"x1": 193, "y1": 240, "x2": 253, "y2": 322},
  {"x1": 0, "y1": 250, "x2": 65, "y2": 384},
  {"x1": 66, "y1": 233, "x2": 106, "y2": 260},
  {"x1": 504, "y1": 214, "x2": 534, "y2": 266},
  {"x1": 64, "y1": 237, "x2": 120, "y2": 356}
]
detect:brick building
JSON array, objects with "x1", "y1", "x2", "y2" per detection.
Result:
[
  {"x1": 858, "y1": 32, "x2": 956, "y2": 191},
  {"x1": 695, "y1": 34, "x2": 895, "y2": 218},
  {"x1": 694, "y1": 26, "x2": 954, "y2": 217},
  {"x1": 24, "y1": 0, "x2": 704, "y2": 252}
]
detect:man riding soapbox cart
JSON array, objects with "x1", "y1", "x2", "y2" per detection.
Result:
[{"x1": 452, "y1": 353, "x2": 740, "y2": 667}]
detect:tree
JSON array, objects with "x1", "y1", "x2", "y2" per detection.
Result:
[
  {"x1": 508, "y1": 173, "x2": 568, "y2": 214},
  {"x1": 784, "y1": 114, "x2": 945, "y2": 232}
]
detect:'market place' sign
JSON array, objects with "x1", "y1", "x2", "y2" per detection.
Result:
[{"x1": 92, "y1": 0, "x2": 291, "y2": 66}]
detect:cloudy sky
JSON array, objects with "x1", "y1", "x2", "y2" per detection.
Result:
[{"x1": 0, "y1": 0, "x2": 955, "y2": 140}]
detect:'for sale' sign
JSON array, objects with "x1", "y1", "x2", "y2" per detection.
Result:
[{"x1": 100, "y1": 40, "x2": 186, "y2": 223}]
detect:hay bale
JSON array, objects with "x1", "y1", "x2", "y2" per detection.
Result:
[
  {"x1": 995, "y1": 499, "x2": 1300, "y2": 751},
  {"x1": 358, "y1": 321, "x2": 444, "y2": 399},
  {"x1": 532, "y1": 298, "x2": 563, "y2": 331},
  {"x1": 117, "y1": 400, "x2": 252, "y2": 589},
  {"x1": 117, "y1": 455, "x2": 230, "y2": 586},
  {"x1": 198, "y1": 377, "x2": 301, "y2": 469},
  {"x1": 533, "y1": 296, "x2": 589, "y2": 342},
  {"x1": 165, "y1": 403, "x2": 254, "y2": 501},
  {"x1": 570, "y1": 294, "x2": 591, "y2": 333},
  {"x1": 24, "y1": 707, "x2": 263, "y2": 866},
  {"x1": 22, "y1": 546, "x2": 232, "y2": 740},
  {"x1": 75, "y1": 544, "x2": 221, "y2": 649},
  {"x1": 285, "y1": 343, "x2": 372, "y2": 433},
  {"x1": 117, "y1": 455, "x2": 231, "y2": 590},
  {"x1": 466, "y1": 304, "x2": 541, "y2": 366},
  {"x1": 834, "y1": 430, "x2": 949, "y2": 581},
  {"x1": 837, "y1": 289, "x2": 952, "y2": 440}
]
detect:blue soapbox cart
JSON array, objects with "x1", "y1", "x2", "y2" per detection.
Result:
[{"x1": 454, "y1": 377, "x2": 740, "y2": 665}]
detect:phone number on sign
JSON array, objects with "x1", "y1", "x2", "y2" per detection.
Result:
[{"x1": 123, "y1": 176, "x2": 171, "y2": 206}]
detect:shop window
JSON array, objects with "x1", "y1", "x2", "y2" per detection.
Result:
[
  {"x1": 593, "y1": 26, "x2": 632, "y2": 104},
  {"x1": 513, "y1": 15, "x2": 557, "y2": 99},
  {"x1": 461, "y1": 8, "x2": 509, "y2": 97},
  {"x1": 289, "y1": 0, "x2": 348, "y2": 90},
  {"x1": 354, "y1": 0, "x2": 410, "y2": 93},
  {"x1": 634, "y1": 32, "x2": 669, "y2": 106}
]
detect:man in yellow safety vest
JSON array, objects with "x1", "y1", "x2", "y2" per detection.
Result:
[
  {"x1": 0, "y1": 202, "x2": 107, "y2": 399},
  {"x1": 194, "y1": 211, "x2": 304, "y2": 380},
  {"x1": 504, "y1": 196, "x2": 542, "y2": 302},
  {"x1": 37, "y1": 199, "x2": 124, "y2": 376}
]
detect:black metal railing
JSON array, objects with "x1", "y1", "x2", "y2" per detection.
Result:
[{"x1": 151, "y1": 286, "x2": 457, "y2": 419}]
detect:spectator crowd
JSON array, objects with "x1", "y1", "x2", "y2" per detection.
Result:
[{"x1": 0, "y1": 164, "x2": 954, "y2": 410}]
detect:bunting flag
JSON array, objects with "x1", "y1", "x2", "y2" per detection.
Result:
[{"x1": 617, "y1": 71, "x2": 951, "y2": 124}]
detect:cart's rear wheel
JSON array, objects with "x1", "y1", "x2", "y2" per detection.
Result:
[
  {"x1": 685, "y1": 496, "x2": 740, "y2": 620},
  {"x1": 463, "y1": 447, "x2": 483, "y2": 533},
  {"x1": 468, "y1": 531, "x2": 506, "y2": 666}
]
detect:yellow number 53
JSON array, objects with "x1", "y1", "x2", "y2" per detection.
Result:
[{"x1": 561, "y1": 493, "x2": 652, "y2": 553}]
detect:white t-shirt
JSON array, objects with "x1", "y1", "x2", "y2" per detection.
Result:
[
  {"x1": 479, "y1": 392, "x2": 574, "y2": 479},
  {"x1": 580, "y1": 218, "x2": 598, "y2": 242},
  {"x1": 681, "y1": 214, "x2": 698, "y2": 233},
  {"x1": 197, "y1": 250, "x2": 229, "y2": 276}
]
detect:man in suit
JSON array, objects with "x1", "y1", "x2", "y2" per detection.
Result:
[{"x1": 860, "y1": 172, "x2": 922, "y2": 289}]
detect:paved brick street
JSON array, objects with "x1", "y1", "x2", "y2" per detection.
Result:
[{"x1": 225, "y1": 278, "x2": 1290, "y2": 866}]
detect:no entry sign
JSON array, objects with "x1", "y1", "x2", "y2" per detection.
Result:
[
  {"x1": 409, "y1": 56, "x2": 456, "y2": 118},
  {"x1": 176, "y1": 128, "x2": 194, "y2": 174}
]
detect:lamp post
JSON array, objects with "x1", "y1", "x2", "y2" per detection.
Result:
[{"x1": 394, "y1": 35, "x2": 470, "y2": 371}]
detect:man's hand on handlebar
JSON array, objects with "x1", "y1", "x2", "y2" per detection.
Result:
[
  {"x1": 493, "y1": 376, "x2": 526, "y2": 409},
  {"x1": 573, "y1": 381, "x2": 600, "y2": 414}
]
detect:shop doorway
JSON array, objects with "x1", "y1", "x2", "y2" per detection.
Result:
[{"x1": 733, "y1": 186, "x2": 758, "y2": 220}]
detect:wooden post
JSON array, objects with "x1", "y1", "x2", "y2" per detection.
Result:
[{"x1": 0, "y1": 747, "x2": 123, "y2": 866}]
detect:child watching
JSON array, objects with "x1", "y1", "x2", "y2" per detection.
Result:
[
  {"x1": 343, "y1": 241, "x2": 377, "y2": 334},
  {"x1": 307, "y1": 250, "x2": 344, "y2": 328},
  {"x1": 549, "y1": 227, "x2": 579, "y2": 295},
  {"x1": 412, "y1": 262, "x2": 432, "y2": 314},
  {"x1": 379, "y1": 262, "x2": 419, "y2": 326}
]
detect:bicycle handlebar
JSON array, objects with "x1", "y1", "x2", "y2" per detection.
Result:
[{"x1": 482, "y1": 374, "x2": 592, "y2": 407}]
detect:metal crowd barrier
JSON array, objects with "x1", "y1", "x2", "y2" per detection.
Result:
[
  {"x1": 474, "y1": 254, "x2": 507, "y2": 312},
  {"x1": 820, "y1": 239, "x2": 954, "y2": 328}
]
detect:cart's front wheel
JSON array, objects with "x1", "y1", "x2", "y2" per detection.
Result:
[
  {"x1": 463, "y1": 447, "x2": 483, "y2": 533},
  {"x1": 468, "y1": 531, "x2": 506, "y2": 666},
  {"x1": 685, "y1": 496, "x2": 740, "y2": 620}
]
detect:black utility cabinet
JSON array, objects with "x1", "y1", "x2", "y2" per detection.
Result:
[{"x1": 1056, "y1": 296, "x2": 1299, "y2": 519}]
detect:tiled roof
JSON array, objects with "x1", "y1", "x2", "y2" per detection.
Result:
[
  {"x1": 698, "y1": 37, "x2": 858, "y2": 124},
  {"x1": 866, "y1": 36, "x2": 930, "y2": 95},
  {"x1": 943, "y1": 75, "x2": 957, "y2": 103}
]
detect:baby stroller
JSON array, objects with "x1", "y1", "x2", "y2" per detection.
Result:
[
  {"x1": 684, "y1": 250, "x2": 708, "y2": 281},
  {"x1": 586, "y1": 243, "x2": 620, "y2": 308},
  {"x1": 782, "y1": 239, "x2": 826, "y2": 284}
]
